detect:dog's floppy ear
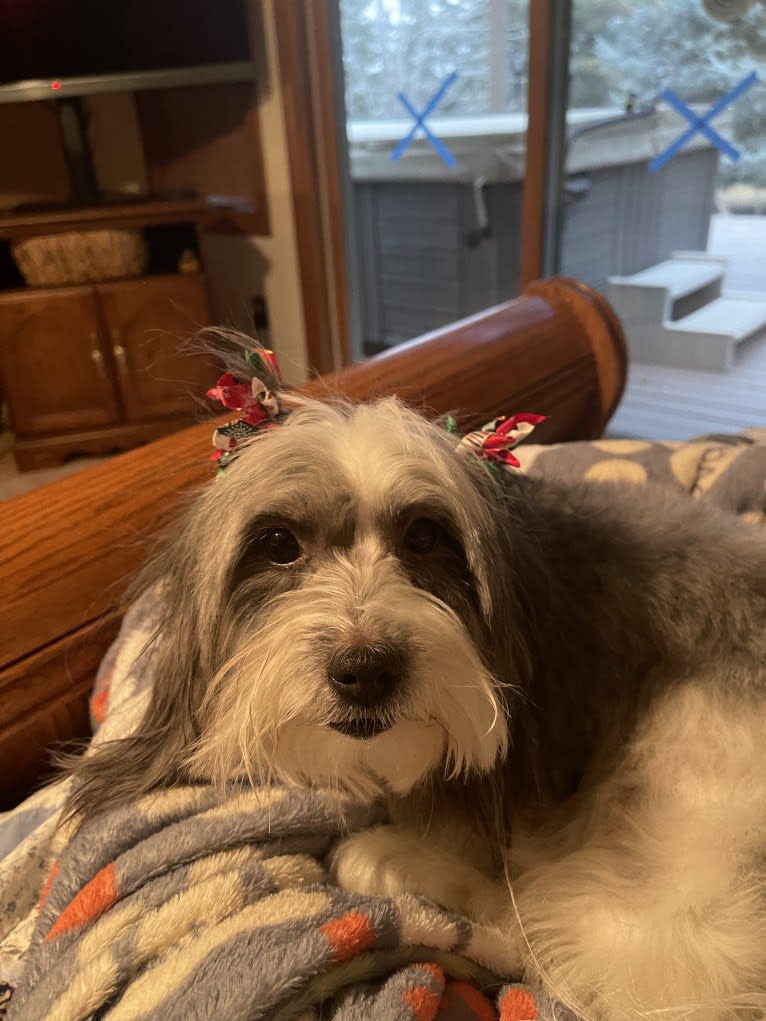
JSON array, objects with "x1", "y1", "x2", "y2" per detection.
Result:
[
  {"x1": 63, "y1": 508, "x2": 212, "y2": 824},
  {"x1": 466, "y1": 465, "x2": 539, "y2": 697}
]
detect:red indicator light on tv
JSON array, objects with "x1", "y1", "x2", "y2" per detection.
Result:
[{"x1": 51, "y1": 80, "x2": 62, "y2": 92}]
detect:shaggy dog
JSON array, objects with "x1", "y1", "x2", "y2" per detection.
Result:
[{"x1": 66, "y1": 386, "x2": 766, "y2": 1021}]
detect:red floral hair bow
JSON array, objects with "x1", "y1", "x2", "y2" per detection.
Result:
[
  {"x1": 457, "y1": 413, "x2": 547, "y2": 470},
  {"x1": 207, "y1": 348, "x2": 284, "y2": 473}
]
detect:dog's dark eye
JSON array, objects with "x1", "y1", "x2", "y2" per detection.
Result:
[
  {"x1": 259, "y1": 528, "x2": 301, "y2": 564},
  {"x1": 403, "y1": 518, "x2": 443, "y2": 555}
]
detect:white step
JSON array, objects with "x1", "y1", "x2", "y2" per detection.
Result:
[
  {"x1": 614, "y1": 257, "x2": 726, "y2": 300},
  {"x1": 608, "y1": 254, "x2": 727, "y2": 328},
  {"x1": 612, "y1": 293, "x2": 766, "y2": 371},
  {"x1": 661, "y1": 293, "x2": 766, "y2": 371},
  {"x1": 670, "y1": 294, "x2": 766, "y2": 339}
]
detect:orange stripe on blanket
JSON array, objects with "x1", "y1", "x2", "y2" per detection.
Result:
[
  {"x1": 444, "y1": 980, "x2": 498, "y2": 1021},
  {"x1": 37, "y1": 860, "x2": 59, "y2": 910},
  {"x1": 46, "y1": 863, "x2": 117, "y2": 940},
  {"x1": 403, "y1": 984, "x2": 442, "y2": 1021},
  {"x1": 498, "y1": 987, "x2": 538, "y2": 1021},
  {"x1": 90, "y1": 687, "x2": 110, "y2": 726},
  {"x1": 411, "y1": 963, "x2": 442, "y2": 982},
  {"x1": 402, "y1": 964, "x2": 444, "y2": 1021},
  {"x1": 321, "y1": 910, "x2": 375, "y2": 962}
]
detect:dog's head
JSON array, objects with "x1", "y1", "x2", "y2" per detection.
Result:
[{"x1": 70, "y1": 397, "x2": 530, "y2": 815}]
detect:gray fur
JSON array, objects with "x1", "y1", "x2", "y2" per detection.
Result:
[
  {"x1": 58, "y1": 396, "x2": 766, "y2": 1019},
  {"x1": 65, "y1": 396, "x2": 766, "y2": 825}
]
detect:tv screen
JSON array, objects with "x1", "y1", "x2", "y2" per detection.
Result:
[{"x1": 0, "y1": 0, "x2": 251, "y2": 91}]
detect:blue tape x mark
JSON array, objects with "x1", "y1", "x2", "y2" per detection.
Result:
[
  {"x1": 650, "y1": 71, "x2": 758, "y2": 173},
  {"x1": 391, "y1": 71, "x2": 458, "y2": 167}
]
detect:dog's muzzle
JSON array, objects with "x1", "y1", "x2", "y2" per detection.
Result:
[{"x1": 326, "y1": 644, "x2": 404, "y2": 739}]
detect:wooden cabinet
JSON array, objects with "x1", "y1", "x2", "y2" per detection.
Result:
[
  {"x1": 0, "y1": 199, "x2": 226, "y2": 470},
  {"x1": 96, "y1": 275, "x2": 212, "y2": 423},
  {"x1": 0, "y1": 287, "x2": 122, "y2": 437},
  {"x1": 0, "y1": 273, "x2": 214, "y2": 470}
]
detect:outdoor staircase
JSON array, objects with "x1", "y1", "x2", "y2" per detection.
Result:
[{"x1": 608, "y1": 253, "x2": 766, "y2": 371}]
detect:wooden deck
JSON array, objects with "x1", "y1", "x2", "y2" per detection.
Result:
[
  {"x1": 608, "y1": 213, "x2": 766, "y2": 440},
  {"x1": 707, "y1": 213, "x2": 766, "y2": 293}
]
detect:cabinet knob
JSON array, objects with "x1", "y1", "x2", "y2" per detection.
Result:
[
  {"x1": 89, "y1": 332, "x2": 106, "y2": 378},
  {"x1": 111, "y1": 329, "x2": 129, "y2": 378}
]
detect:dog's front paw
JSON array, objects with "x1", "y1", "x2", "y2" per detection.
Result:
[{"x1": 331, "y1": 825, "x2": 507, "y2": 925}]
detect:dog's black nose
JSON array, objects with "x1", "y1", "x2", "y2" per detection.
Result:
[{"x1": 327, "y1": 645, "x2": 403, "y2": 708}]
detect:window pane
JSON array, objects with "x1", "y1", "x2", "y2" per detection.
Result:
[
  {"x1": 340, "y1": 0, "x2": 528, "y2": 120},
  {"x1": 561, "y1": 0, "x2": 766, "y2": 440},
  {"x1": 339, "y1": 0, "x2": 529, "y2": 359}
]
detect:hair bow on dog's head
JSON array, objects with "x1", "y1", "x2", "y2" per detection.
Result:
[
  {"x1": 456, "y1": 413, "x2": 547, "y2": 474},
  {"x1": 207, "y1": 348, "x2": 285, "y2": 473},
  {"x1": 206, "y1": 346, "x2": 545, "y2": 479}
]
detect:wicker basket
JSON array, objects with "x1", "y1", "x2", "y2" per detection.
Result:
[{"x1": 11, "y1": 229, "x2": 148, "y2": 287}]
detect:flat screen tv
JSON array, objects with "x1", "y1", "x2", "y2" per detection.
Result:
[
  {"x1": 0, "y1": 0, "x2": 253, "y2": 101},
  {"x1": 0, "y1": 0, "x2": 255, "y2": 207}
]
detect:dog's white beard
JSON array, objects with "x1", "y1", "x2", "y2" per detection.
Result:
[{"x1": 187, "y1": 547, "x2": 507, "y2": 800}]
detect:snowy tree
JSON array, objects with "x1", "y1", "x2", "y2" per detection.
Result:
[
  {"x1": 339, "y1": 0, "x2": 528, "y2": 119},
  {"x1": 570, "y1": 0, "x2": 624, "y2": 106},
  {"x1": 339, "y1": 0, "x2": 766, "y2": 184},
  {"x1": 593, "y1": 0, "x2": 766, "y2": 184}
]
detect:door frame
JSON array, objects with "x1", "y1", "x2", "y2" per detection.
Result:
[
  {"x1": 271, "y1": 0, "x2": 568, "y2": 370},
  {"x1": 272, "y1": 0, "x2": 352, "y2": 377},
  {"x1": 520, "y1": 0, "x2": 571, "y2": 286}
]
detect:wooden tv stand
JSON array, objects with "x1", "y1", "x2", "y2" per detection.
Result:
[{"x1": 0, "y1": 199, "x2": 220, "y2": 471}]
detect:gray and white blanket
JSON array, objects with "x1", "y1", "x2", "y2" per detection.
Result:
[
  {"x1": 8, "y1": 781, "x2": 540, "y2": 1021},
  {"x1": 2, "y1": 430, "x2": 764, "y2": 1020}
]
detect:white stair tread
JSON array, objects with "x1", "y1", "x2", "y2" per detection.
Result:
[
  {"x1": 670, "y1": 295, "x2": 766, "y2": 338},
  {"x1": 610, "y1": 258, "x2": 726, "y2": 299}
]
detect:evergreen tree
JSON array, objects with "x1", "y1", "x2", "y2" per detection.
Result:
[
  {"x1": 594, "y1": 0, "x2": 766, "y2": 184},
  {"x1": 339, "y1": 0, "x2": 766, "y2": 185},
  {"x1": 339, "y1": 0, "x2": 527, "y2": 119}
]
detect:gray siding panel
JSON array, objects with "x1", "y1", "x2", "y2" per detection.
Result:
[
  {"x1": 657, "y1": 149, "x2": 719, "y2": 255},
  {"x1": 354, "y1": 148, "x2": 717, "y2": 351}
]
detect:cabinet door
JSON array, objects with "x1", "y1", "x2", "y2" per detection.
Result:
[
  {"x1": 0, "y1": 287, "x2": 121, "y2": 437},
  {"x1": 96, "y1": 274, "x2": 214, "y2": 423}
]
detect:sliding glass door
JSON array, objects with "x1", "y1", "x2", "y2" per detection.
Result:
[
  {"x1": 557, "y1": 0, "x2": 766, "y2": 439},
  {"x1": 337, "y1": 0, "x2": 530, "y2": 359}
]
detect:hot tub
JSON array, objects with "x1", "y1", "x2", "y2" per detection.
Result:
[{"x1": 348, "y1": 107, "x2": 724, "y2": 352}]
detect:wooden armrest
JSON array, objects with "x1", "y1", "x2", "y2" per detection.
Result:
[{"x1": 0, "y1": 279, "x2": 626, "y2": 808}]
